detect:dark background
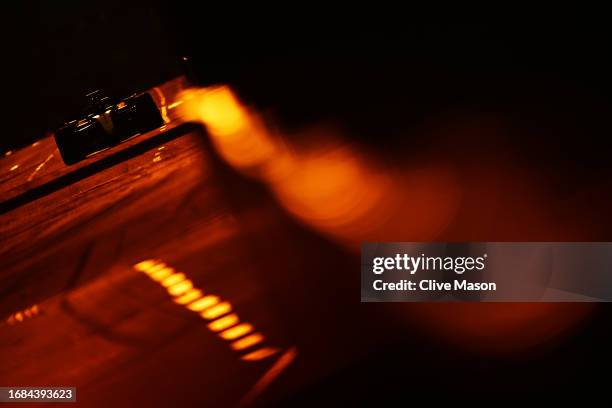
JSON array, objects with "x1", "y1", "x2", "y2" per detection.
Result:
[
  {"x1": 3, "y1": 4, "x2": 612, "y2": 402},
  {"x1": 1, "y1": 1, "x2": 179, "y2": 152},
  {"x1": 4, "y1": 4, "x2": 612, "y2": 165}
]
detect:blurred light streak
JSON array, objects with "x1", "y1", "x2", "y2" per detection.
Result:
[
  {"x1": 161, "y1": 272, "x2": 186, "y2": 287},
  {"x1": 178, "y1": 87, "x2": 278, "y2": 170},
  {"x1": 240, "y1": 347, "x2": 298, "y2": 406},
  {"x1": 150, "y1": 267, "x2": 174, "y2": 281},
  {"x1": 9, "y1": 164, "x2": 18, "y2": 171},
  {"x1": 178, "y1": 86, "x2": 459, "y2": 248},
  {"x1": 219, "y1": 323, "x2": 253, "y2": 340},
  {"x1": 231, "y1": 333, "x2": 264, "y2": 351},
  {"x1": 27, "y1": 154, "x2": 54, "y2": 181},
  {"x1": 168, "y1": 100, "x2": 183, "y2": 109},
  {"x1": 6, "y1": 304, "x2": 40, "y2": 325},
  {"x1": 201, "y1": 302, "x2": 232, "y2": 320},
  {"x1": 152, "y1": 87, "x2": 170, "y2": 124},
  {"x1": 174, "y1": 288, "x2": 202, "y2": 305},
  {"x1": 145, "y1": 261, "x2": 168, "y2": 273},
  {"x1": 167, "y1": 279, "x2": 193, "y2": 296},
  {"x1": 241, "y1": 348, "x2": 279, "y2": 361},
  {"x1": 135, "y1": 259, "x2": 291, "y2": 363},
  {"x1": 134, "y1": 259, "x2": 158, "y2": 271},
  {"x1": 208, "y1": 313, "x2": 239, "y2": 332},
  {"x1": 176, "y1": 84, "x2": 592, "y2": 354},
  {"x1": 187, "y1": 295, "x2": 219, "y2": 312}
]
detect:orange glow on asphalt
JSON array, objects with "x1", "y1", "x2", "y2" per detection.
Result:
[
  {"x1": 241, "y1": 348, "x2": 279, "y2": 361},
  {"x1": 27, "y1": 153, "x2": 54, "y2": 182},
  {"x1": 208, "y1": 313, "x2": 239, "y2": 332},
  {"x1": 161, "y1": 273, "x2": 186, "y2": 287},
  {"x1": 176, "y1": 84, "x2": 593, "y2": 354},
  {"x1": 135, "y1": 259, "x2": 291, "y2": 363},
  {"x1": 187, "y1": 295, "x2": 219, "y2": 312},
  {"x1": 201, "y1": 302, "x2": 232, "y2": 320},
  {"x1": 167, "y1": 279, "x2": 193, "y2": 296},
  {"x1": 6, "y1": 304, "x2": 40, "y2": 325},
  {"x1": 219, "y1": 323, "x2": 253, "y2": 340},
  {"x1": 174, "y1": 288, "x2": 202, "y2": 305},
  {"x1": 140, "y1": 78, "x2": 590, "y2": 358},
  {"x1": 135, "y1": 259, "x2": 158, "y2": 271},
  {"x1": 231, "y1": 333, "x2": 264, "y2": 351},
  {"x1": 150, "y1": 267, "x2": 174, "y2": 281}
]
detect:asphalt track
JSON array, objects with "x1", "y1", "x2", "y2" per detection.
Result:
[
  {"x1": 0, "y1": 77, "x2": 369, "y2": 406},
  {"x1": 2, "y1": 76, "x2": 612, "y2": 405}
]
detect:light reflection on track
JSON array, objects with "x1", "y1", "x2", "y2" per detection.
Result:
[
  {"x1": 135, "y1": 258, "x2": 290, "y2": 362},
  {"x1": 0, "y1": 74, "x2": 606, "y2": 405}
]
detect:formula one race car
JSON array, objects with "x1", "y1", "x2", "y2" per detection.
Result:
[{"x1": 54, "y1": 90, "x2": 164, "y2": 165}]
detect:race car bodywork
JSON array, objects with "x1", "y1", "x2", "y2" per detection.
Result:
[{"x1": 54, "y1": 91, "x2": 164, "y2": 165}]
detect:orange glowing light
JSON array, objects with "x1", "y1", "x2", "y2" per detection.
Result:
[
  {"x1": 187, "y1": 295, "x2": 219, "y2": 312},
  {"x1": 134, "y1": 259, "x2": 159, "y2": 271},
  {"x1": 27, "y1": 154, "x2": 54, "y2": 182},
  {"x1": 241, "y1": 348, "x2": 279, "y2": 361},
  {"x1": 168, "y1": 100, "x2": 183, "y2": 109},
  {"x1": 150, "y1": 267, "x2": 174, "y2": 281},
  {"x1": 219, "y1": 323, "x2": 253, "y2": 340},
  {"x1": 152, "y1": 87, "x2": 170, "y2": 124},
  {"x1": 161, "y1": 273, "x2": 186, "y2": 288},
  {"x1": 180, "y1": 86, "x2": 458, "y2": 248},
  {"x1": 178, "y1": 87, "x2": 277, "y2": 171},
  {"x1": 182, "y1": 86, "x2": 395, "y2": 245},
  {"x1": 193, "y1": 87, "x2": 247, "y2": 136},
  {"x1": 231, "y1": 333, "x2": 264, "y2": 351},
  {"x1": 135, "y1": 259, "x2": 291, "y2": 363},
  {"x1": 174, "y1": 288, "x2": 203, "y2": 305},
  {"x1": 148, "y1": 262, "x2": 167, "y2": 272},
  {"x1": 208, "y1": 313, "x2": 239, "y2": 332},
  {"x1": 201, "y1": 302, "x2": 232, "y2": 320},
  {"x1": 167, "y1": 279, "x2": 193, "y2": 296},
  {"x1": 269, "y1": 147, "x2": 394, "y2": 241},
  {"x1": 6, "y1": 305, "x2": 40, "y2": 325}
]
